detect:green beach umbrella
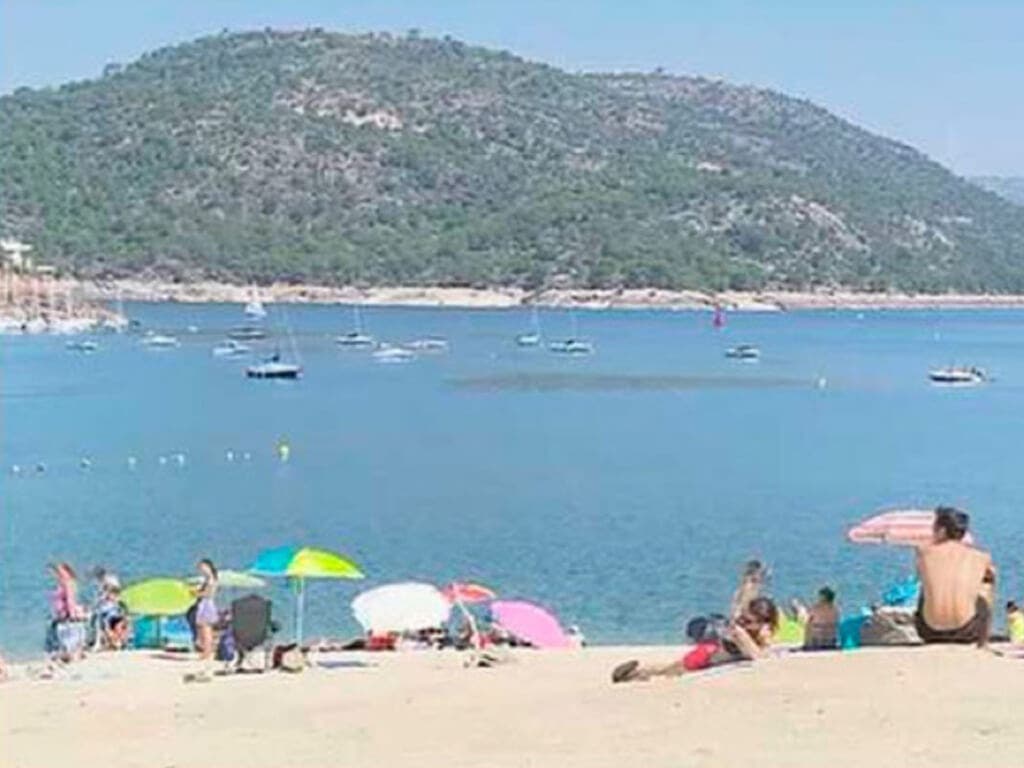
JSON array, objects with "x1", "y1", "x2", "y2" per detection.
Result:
[
  {"x1": 249, "y1": 545, "x2": 365, "y2": 645},
  {"x1": 121, "y1": 577, "x2": 194, "y2": 616}
]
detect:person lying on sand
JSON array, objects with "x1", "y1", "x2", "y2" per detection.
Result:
[
  {"x1": 611, "y1": 597, "x2": 779, "y2": 683},
  {"x1": 915, "y1": 507, "x2": 995, "y2": 647}
]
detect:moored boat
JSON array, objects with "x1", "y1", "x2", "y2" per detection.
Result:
[
  {"x1": 928, "y1": 366, "x2": 987, "y2": 385},
  {"x1": 725, "y1": 344, "x2": 760, "y2": 360},
  {"x1": 549, "y1": 338, "x2": 594, "y2": 355},
  {"x1": 212, "y1": 339, "x2": 252, "y2": 357},
  {"x1": 246, "y1": 359, "x2": 302, "y2": 379},
  {"x1": 228, "y1": 325, "x2": 269, "y2": 341}
]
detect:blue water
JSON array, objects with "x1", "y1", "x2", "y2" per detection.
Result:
[{"x1": 3, "y1": 304, "x2": 1024, "y2": 657}]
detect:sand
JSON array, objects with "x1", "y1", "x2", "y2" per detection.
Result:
[
  {"x1": 3, "y1": 645, "x2": 1024, "y2": 768},
  {"x1": 78, "y1": 278, "x2": 1024, "y2": 311}
]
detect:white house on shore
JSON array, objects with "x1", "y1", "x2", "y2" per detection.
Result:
[{"x1": 1, "y1": 238, "x2": 34, "y2": 271}]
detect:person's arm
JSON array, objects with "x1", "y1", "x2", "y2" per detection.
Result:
[{"x1": 727, "y1": 622, "x2": 766, "y2": 660}]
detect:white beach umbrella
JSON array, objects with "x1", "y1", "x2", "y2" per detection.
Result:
[{"x1": 351, "y1": 582, "x2": 451, "y2": 634}]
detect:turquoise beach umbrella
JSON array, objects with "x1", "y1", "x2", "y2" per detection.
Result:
[{"x1": 249, "y1": 545, "x2": 365, "y2": 645}]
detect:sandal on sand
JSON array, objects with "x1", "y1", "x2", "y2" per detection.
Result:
[
  {"x1": 183, "y1": 671, "x2": 212, "y2": 684},
  {"x1": 611, "y1": 660, "x2": 641, "y2": 683}
]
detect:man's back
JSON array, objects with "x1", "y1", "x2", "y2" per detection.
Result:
[{"x1": 917, "y1": 541, "x2": 992, "y2": 630}]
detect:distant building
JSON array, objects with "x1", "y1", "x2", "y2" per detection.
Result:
[{"x1": 1, "y1": 238, "x2": 33, "y2": 271}]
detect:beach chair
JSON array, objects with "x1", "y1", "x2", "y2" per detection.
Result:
[{"x1": 229, "y1": 594, "x2": 277, "y2": 672}]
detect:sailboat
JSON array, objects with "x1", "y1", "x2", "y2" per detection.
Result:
[
  {"x1": 548, "y1": 311, "x2": 594, "y2": 355},
  {"x1": 335, "y1": 305, "x2": 375, "y2": 348},
  {"x1": 515, "y1": 306, "x2": 542, "y2": 347},
  {"x1": 246, "y1": 305, "x2": 302, "y2": 380},
  {"x1": 244, "y1": 286, "x2": 267, "y2": 320}
]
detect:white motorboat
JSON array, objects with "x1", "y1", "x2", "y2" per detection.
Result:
[
  {"x1": 407, "y1": 336, "x2": 449, "y2": 352},
  {"x1": 212, "y1": 339, "x2": 252, "y2": 357},
  {"x1": 141, "y1": 332, "x2": 180, "y2": 348},
  {"x1": 372, "y1": 344, "x2": 416, "y2": 363}
]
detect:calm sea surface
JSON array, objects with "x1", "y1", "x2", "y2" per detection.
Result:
[{"x1": 3, "y1": 304, "x2": 1024, "y2": 656}]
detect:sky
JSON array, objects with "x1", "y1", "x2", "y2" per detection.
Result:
[{"x1": 2, "y1": 0, "x2": 1022, "y2": 176}]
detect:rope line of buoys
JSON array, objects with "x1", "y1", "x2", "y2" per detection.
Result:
[{"x1": 8, "y1": 442, "x2": 291, "y2": 477}]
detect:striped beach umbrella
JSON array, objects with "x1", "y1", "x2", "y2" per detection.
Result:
[
  {"x1": 250, "y1": 545, "x2": 365, "y2": 644},
  {"x1": 847, "y1": 508, "x2": 975, "y2": 546}
]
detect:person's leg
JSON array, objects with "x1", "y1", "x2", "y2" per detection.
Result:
[{"x1": 974, "y1": 597, "x2": 992, "y2": 648}]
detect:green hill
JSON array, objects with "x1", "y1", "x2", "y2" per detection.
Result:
[
  {"x1": 2, "y1": 29, "x2": 1023, "y2": 292},
  {"x1": 971, "y1": 177, "x2": 1024, "y2": 207}
]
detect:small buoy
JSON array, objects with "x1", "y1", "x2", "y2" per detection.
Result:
[
  {"x1": 277, "y1": 440, "x2": 290, "y2": 463},
  {"x1": 174, "y1": 453, "x2": 186, "y2": 466},
  {"x1": 11, "y1": 464, "x2": 21, "y2": 475},
  {"x1": 80, "y1": 457, "x2": 92, "y2": 469},
  {"x1": 226, "y1": 450, "x2": 235, "y2": 462},
  {"x1": 158, "y1": 456, "x2": 167, "y2": 466},
  {"x1": 127, "y1": 456, "x2": 137, "y2": 469},
  {"x1": 816, "y1": 377, "x2": 828, "y2": 389}
]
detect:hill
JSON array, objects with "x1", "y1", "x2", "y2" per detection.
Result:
[
  {"x1": 971, "y1": 176, "x2": 1024, "y2": 207},
  {"x1": 2, "y1": 29, "x2": 1023, "y2": 293}
]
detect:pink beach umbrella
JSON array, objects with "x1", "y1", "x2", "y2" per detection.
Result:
[
  {"x1": 491, "y1": 600, "x2": 571, "y2": 649},
  {"x1": 847, "y1": 508, "x2": 975, "y2": 547}
]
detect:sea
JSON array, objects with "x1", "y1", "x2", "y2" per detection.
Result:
[{"x1": 3, "y1": 303, "x2": 1024, "y2": 657}]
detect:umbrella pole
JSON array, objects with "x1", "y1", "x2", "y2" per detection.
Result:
[{"x1": 295, "y1": 578, "x2": 305, "y2": 647}]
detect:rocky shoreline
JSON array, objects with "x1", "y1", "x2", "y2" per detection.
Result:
[{"x1": 77, "y1": 279, "x2": 1024, "y2": 312}]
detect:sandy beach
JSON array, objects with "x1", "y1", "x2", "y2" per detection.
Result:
[
  {"x1": 76, "y1": 278, "x2": 1024, "y2": 312},
  {"x1": 3, "y1": 645, "x2": 1023, "y2": 768}
]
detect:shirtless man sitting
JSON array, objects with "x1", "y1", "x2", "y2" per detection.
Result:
[{"x1": 915, "y1": 506, "x2": 995, "y2": 647}]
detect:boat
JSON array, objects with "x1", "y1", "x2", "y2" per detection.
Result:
[
  {"x1": 725, "y1": 344, "x2": 761, "y2": 360},
  {"x1": 244, "y1": 287, "x2": 267, "y2": 319},
  {"x1": 549, "y1": 338, "x2": 594, "y2": 355},
  {"x1": 212, "y1": 339, "x2": 252, "y2": 357},
  {"x1": 227, "y1": 325, "x2": 269, "y2": 341},
  {"x1": 141, "y1": 332, "x2": 180, "y2": 348},
  {"x1": 372, "y1": 344, "x2": 416, "y2": 363},
  {"x1": 516, "y1": 307, "x2": 542, "y2": 346},
  {"x1": 66, "y1": 339, "x2": 99, "y2": 353},
  {"x1": 335, "y1": 307, "x2": 375, "y2": 348},
  {"x1": 246, "y1": 359, "x2": 302, "y2": 379},
  {"x1": 549, "y1": 312, "x2": 594, "y2": 355},
  {"x1": 928, "y1": 367, "x2": 987, "y2": 386},
  {"x1": 407, "y1": 336, "x2": 449, "y2": 352}
]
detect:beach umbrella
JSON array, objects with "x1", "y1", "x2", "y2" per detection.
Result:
[
  {"x1": 491, "y1": 600, "x2": 571, "y2": 650},
  {"x1": 186, "y1": 569, "x2": 266, "y2": 590},
  {"x1": 847, "y1": 508, "x2": 975, "y2": 546},
  {"x1": 121, "y1": 577, "x2": 194, "y2": 616},
  {"x1": 351, "y1": 582, "x2": 450, "y2": 634},
  {"x1": 442, "y1": 582, "x2": 496, "y2": 604},
  {"x1": 249, "y1": 545, "x2": 364, "y2": 645},
  {"x1": 442, "y1": 582, "x2": 497, "y2": 648}
]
